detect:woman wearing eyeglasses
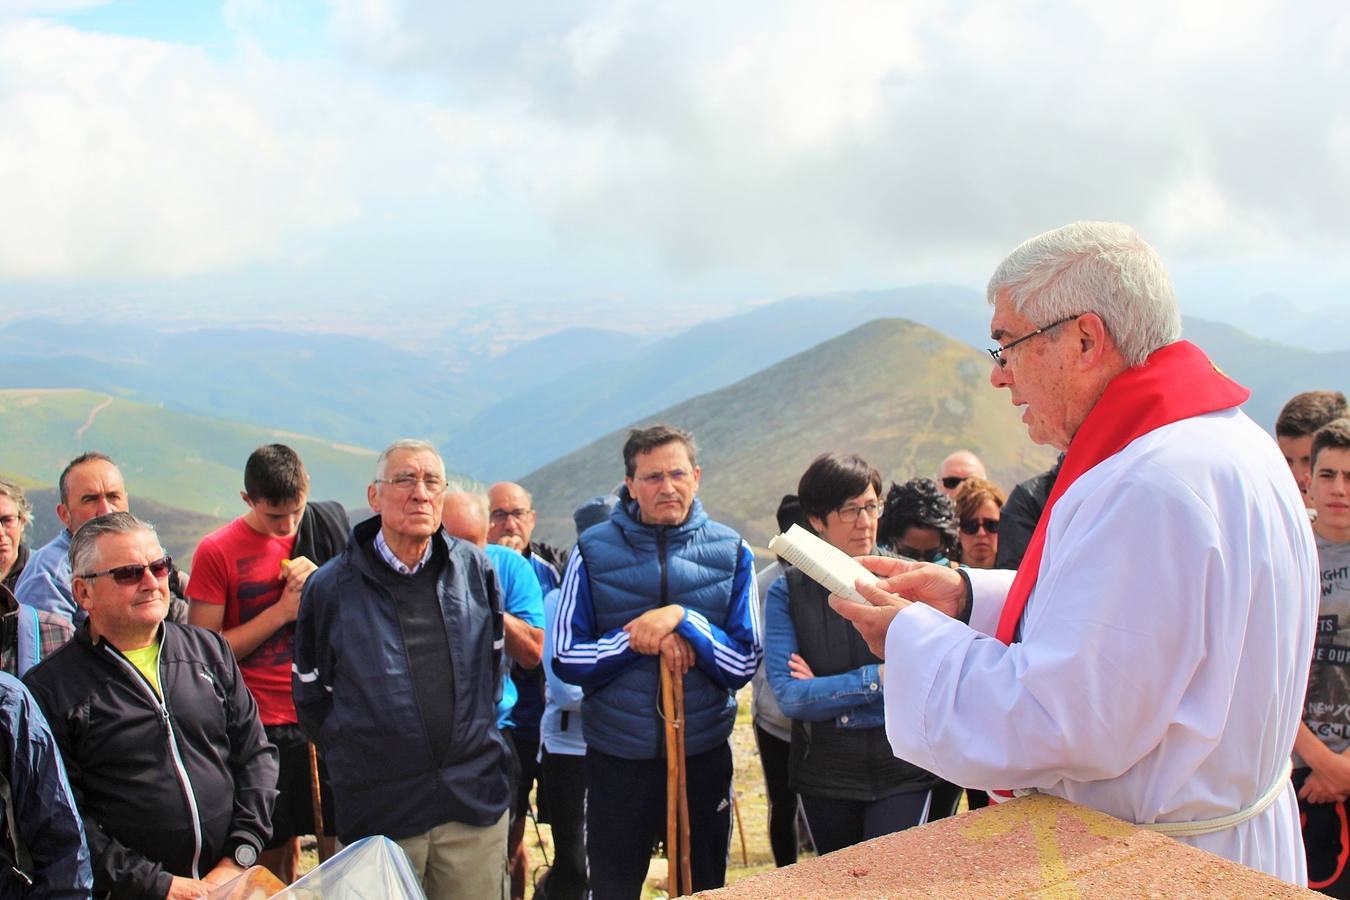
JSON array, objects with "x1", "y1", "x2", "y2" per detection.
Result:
[
  {"x1": 951, "y1": 478, "x2": 1007, "y2": 570},
  {"x1": 764, "y1": 453, "x2": 953, "y2": 855}
]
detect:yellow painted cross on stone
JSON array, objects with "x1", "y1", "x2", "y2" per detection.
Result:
[{"x1": 962, "y1": 796, "x2": 1136, "y2": 899}]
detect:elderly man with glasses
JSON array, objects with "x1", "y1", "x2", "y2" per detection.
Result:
[
  {"x1": 486, "y1": 481, "x2": 568, "y2": 900},
  {"x1": 25, "y1": 511, "x2": 278, "y2": 900},
  {"x1": 833, "y1": 221, "x2": 1317, "y2": 886},
  {"x1": 292, "y1": 439, "x2": 512, "y2": 900},
  {"x1": 551, "y1": 424, "x2": 761, "y2": 898}
]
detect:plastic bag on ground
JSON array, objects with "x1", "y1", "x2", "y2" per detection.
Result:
[{"x1": 206, "y1": 837, "x2": 425, "y2": 900}]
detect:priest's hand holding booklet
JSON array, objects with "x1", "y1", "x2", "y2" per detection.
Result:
[{"x1": 769, "y1": 524, "x2": 967, "y2": 659}]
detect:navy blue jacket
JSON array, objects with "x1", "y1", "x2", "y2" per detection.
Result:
[
  {"x1": 292, "y1": 517, "x2": 511, "y2": 843},
  {"x1": 0, "y1": 672, "x2": 90, "y2": 899},
  {"x1": 552, "y1": 490, "x2": 761, "y2": 759}
]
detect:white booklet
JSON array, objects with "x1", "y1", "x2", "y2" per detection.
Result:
[{"x1": 766, "y1": 524, "x2": 878, "y2": 605}]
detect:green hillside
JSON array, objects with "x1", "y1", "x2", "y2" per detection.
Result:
[
  {"x1": 0, "y1": 389, "x2": 379, "y2": 521},
  {"x1": 521, "y1": 318, "x2": 1057, "y2": 547},
  {"x1": 19, "y1": 486, "x2": 228, "y2": 567}
]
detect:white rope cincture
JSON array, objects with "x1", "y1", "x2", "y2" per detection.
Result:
[{"x1": 1138, "y1": 761, "x2": 1293, "y2": 838}]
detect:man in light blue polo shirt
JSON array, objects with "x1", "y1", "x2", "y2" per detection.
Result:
[{"x1": 16, "y1": 453, "x2": 128, "y2": 623}]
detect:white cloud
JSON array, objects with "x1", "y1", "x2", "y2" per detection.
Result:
[
  {"x1": 319, "y1": 0, "x2": 1350, "y2": 278},
  {"x1": 0, "y1": 18, "x2": 477, "y2": 279},
  {"x1": 2, "y1": 1, "x2": 1347, "y2": 292}
]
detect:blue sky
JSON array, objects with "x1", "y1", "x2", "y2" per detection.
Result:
[
  {"x1": 54, "y1": 1, "x2": 328, "y2": 57},
  {"x1": 1, "y1": 1, "x2": 1347, "y2": 349}
]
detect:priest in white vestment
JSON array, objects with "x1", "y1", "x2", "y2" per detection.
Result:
[{"x1": 832, "y1": 221, "x2": 1318, "y2": 885}]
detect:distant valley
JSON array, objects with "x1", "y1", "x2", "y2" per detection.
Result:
[{"x1": 3, "y1": 287, "x2": 1346, "y2": 557}]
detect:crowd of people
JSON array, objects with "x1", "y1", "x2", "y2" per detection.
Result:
[{"x1": 0, "y1": 220, "x2": 1345, "y2": 899}]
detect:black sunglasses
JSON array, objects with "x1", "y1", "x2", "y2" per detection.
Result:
[
  {"x1": 78, "y1": 556, "x2": 173, "y2": 586},
  {"x1": 941, "y1": 476, "x2": 966, "y2": 490},
  {"x1": 959, "y1": 518, "x2": 1000, "y2": 535},
  {"x1": 895, "y1": 545, "x2": 942, "y2": 563}
]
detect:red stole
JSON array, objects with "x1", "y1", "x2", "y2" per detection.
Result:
[{"x1": 993, "y1": 340, "x2": 1250, "y2": 645}]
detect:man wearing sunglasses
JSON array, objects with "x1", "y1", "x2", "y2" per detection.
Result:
[
  {"x1": 832, "y1": 221, "x2": 1317, "y2": 885},
  {"x1": 551, "y1": 424, "x2": 761, "y2": 898},
  {"x1": 25, "y1": 512, "x2": 278, "y2": 900},
  {"x1": 936, "y1": 450, "x2": 987, "y2": 499}
]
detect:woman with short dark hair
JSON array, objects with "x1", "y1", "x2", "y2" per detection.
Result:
[
  {"x1": 877, "y1": 478, "x2": 958, "y2": 564},
  {"x1": 764, "y1": 453, "x2": 952, "y2": 855}
]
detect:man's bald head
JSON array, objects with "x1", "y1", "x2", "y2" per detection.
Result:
[
  {"x1": 938, "y1": 450, "x2": 987, "y2": 497},
  {"x1": 442, "y1": 491, "x2": 489, "y2": 549},
  {"x1": 487, "y1": 481, "x2": 536, "y2": 551}
]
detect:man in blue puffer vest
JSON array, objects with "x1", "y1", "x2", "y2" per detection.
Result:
[{"x1": 551, "y1": 424, "x2": 761, "y2": 899}]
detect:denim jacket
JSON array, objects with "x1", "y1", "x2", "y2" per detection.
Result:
[{"x1": 763, "y1": 574, "x2": 884, "y2": 729}]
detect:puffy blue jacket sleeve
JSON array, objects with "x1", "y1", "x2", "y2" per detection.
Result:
[
  {"x1": 551, "y1": 549, "x2": 646, "y2": 688},
  {"x1": 5, "y1": 673, "x2": 92, "y2": 899},
  {"x1": 763, "y1": 575, "x2": 884, "y2": 726},
  {"x1": 675, "y1": 541, "x2": 763, "y2": 691}
]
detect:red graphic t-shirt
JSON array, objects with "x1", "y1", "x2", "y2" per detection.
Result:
[{"x1": 188, "y1": 517, "x2": 298, "y2": 725}]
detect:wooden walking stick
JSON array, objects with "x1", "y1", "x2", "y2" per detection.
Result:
[
  {"x1": 673, "y1": 672, "x2": 692, "y2": 893},
  {"x1": 731, "y1": 788, "x2": 748, "y2": 867},
  {"x1": 661, "y1": 664, "x2": 693, "y2": 896},
  {"x1": 661, "y1": 665, "x2": 681, "y2": 896},
  {"x1": 308, "y1": 743, "x2": 330, "y2": 863}
]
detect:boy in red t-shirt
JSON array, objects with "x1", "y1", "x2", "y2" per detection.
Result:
[{"x1": 188, "y1": 444, "x2": 350, "y2": 881}]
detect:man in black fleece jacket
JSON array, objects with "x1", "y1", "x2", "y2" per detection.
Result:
[{"x1": 26, "y1": 512, "x2": 277, "y2": 900}]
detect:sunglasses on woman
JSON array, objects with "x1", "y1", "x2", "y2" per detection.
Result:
[
  {"x1": 78, "y1": 556, "x2": 173, "y2": 586},
  {"x1": 959, "y1": 518, "x2": 1000, "y2": 535},
  {"x1": 894, "y1": 545, "x2": 943, "y2": 563}
]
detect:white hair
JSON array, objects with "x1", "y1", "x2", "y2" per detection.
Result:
[
  {"x1": 986, "y1": 221, "x2": 1182, "y2": 367},
  {"x1": 374, "y1": 439, "x2": 445, "y2": 482},
  {"x1": 444, "y1": 490, "x2": 489, "y2": 521}
]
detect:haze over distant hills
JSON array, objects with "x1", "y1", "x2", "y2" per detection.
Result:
[
  {"x1": 444, "y1": 285, "x2": 993, "y2": 479},
  {"x1": 3, "y1": 288, "x2": 1345, "y2": 526},
  {"x1": 521, "y1": 319, "x2": 1059, "y2": 547}
]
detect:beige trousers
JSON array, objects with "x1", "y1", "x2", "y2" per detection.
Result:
[{"x1": 393, "y1": 810, "x2": 510, "y2": 900}]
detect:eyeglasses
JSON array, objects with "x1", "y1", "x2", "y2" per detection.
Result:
[
  {"x1": 959, "y1": 518, "x2": 1000, "y2": 535},
  {"x1": 835, "y1": 502, "x2": 880, "y2": 523},
  {"x1": 79, "y1": 555, "x2": 173, "y2": 586},
  {"x1": 0, "y1": 514, "x2": 21, "y2": 530},
  {"x1": 895, "y1": 545, "x2": 942, "y2": 563},
  {"x1": 987, "y1": 314, "x2": 1081, "y2": 368},
  {"x1": 490, "y1": 508, "x2": 535, "y2": 523},
  {"x1": 940, "y1": 476, "x2": 966, "y2": 491},
  {"x1": 376, "y1": 475, "x2": 447, "y2": 494},
  {"x1": 636, "y1": 469, "x2": 690, "y2": 486}
]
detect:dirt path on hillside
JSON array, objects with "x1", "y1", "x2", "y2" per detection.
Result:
[{"x1": 75, "y1": 396, "x2": 112, "y2": 440}]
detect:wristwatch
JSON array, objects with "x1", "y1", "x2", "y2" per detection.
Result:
[{"x1": 233, "y1": 842, "x2": 258, "y2": 868}]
